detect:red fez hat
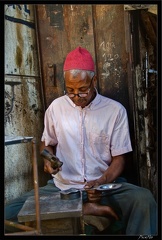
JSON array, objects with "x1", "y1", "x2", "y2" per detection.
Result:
[{"x1": 63, "y1": 46, "x2": 95, "y2": 71}]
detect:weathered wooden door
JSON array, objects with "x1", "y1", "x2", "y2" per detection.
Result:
[
  {"x1": 35, "y1": 4, "x2": 157, "y2": 186},
  {"x1": 35, "y1": 4, "x2": 130, "y2": 109},
  {"x1": 34, "y1": 4, "x2": 138, "y2": 184},
  {"x1": 124, "y1": 6, "x2": 157, "y2": 200}
]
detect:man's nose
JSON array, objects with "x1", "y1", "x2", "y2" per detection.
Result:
[{"x1": 73, "y1": 90, "x2": 80, "y2": 98}]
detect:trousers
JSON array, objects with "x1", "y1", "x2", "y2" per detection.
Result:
[{"x1": 5, "y1": 178, "x2": 157, "y2": 235}]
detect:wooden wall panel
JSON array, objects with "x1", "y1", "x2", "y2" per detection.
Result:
[
  {"x1": 35, "y1": 4, "x2": 138, "y2": 184},
  {"x1": 94, "y1": 5, "x2": 130, "y2": 111},
  {"x1": 36, "y1": 4, "x2": 95, "y2": 108}
]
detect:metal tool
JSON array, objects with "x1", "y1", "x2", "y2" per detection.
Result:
[
  {"x1": 40, "y1": 149, "x2": 63, "y2": 169},
  {"x1": 60, "y1": 188, "x2": 81, "y2": 200}
]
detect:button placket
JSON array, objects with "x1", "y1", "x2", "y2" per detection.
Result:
[{"x1": 80, "y1": 109, "x2": 86, "y2": 178}]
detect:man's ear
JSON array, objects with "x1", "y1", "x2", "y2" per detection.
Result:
[{"x1": 93, "y1": 75, "x2": 97, "y2": 88}]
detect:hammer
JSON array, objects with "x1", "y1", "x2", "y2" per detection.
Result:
[{"x1": 40, "y1": 149, "x2": 63, "y2": 169}]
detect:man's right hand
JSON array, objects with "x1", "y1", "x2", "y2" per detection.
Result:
[{"x1": 44, "y1": 159, "x2": 61, "y2": 175}]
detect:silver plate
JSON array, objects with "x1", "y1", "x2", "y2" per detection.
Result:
[{"x1": 96, "y1": 183, "x2": 122, "y2": 191}]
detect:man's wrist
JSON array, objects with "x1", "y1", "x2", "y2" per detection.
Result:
[{"x1": 98, "y1": 175, "x2": 107, "y2": 185}]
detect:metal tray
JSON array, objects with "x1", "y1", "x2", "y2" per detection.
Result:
[{"x1": 95, "y1": 183, "x2": 122, "y2": 191}]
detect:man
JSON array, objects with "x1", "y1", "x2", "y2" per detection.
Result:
[{"x1": 5, "y1": 46, "x2": 157, "y2": 235}]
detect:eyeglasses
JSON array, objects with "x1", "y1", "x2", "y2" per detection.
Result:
[{"x1": 65, "y1": 76, "x2": 94, "y2": 98}]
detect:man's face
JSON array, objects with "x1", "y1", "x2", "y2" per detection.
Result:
[{"x1": 64, "y1": 70, "x2": 96, "y2": 108}]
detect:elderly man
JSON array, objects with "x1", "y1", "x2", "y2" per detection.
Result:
[{"x1": 5, "y1": 46, "x2": 157, "y2": 235}]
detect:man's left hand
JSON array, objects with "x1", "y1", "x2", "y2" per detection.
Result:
[{"x1": 84, "y1": 180, "x2": 102, "y2": 203}]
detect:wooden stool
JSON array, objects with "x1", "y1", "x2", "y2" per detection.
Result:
[{"x1": 18, "y1": 193, "x2": 84, "y2": 235}]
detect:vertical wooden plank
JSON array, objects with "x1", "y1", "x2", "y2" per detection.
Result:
[
  {"x1": 36, "y1": 4, "x2": 95, "y2": 108},
  {"x1": 63, "y1": 5, "x2": 95, "y2": 56},
  {"x1": 93, "y1": 5, "x2": 130, "y2": 111},
  {"x1": 93, "y1": 5, "x2": 138, "y2": 184},
  {"x1": 36, "y1": 4, "x2": 64, "y2": 107},
  {"x1": 130, "y1": 10, "x2": 157, "y2": 198}
]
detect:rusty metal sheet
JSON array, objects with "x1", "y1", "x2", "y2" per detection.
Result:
[
  {"x1": 36, "y1": 4, "x2": 94, "y2": 108},
  {"x1": 5, "y1": 4, "x2": 38, "y2": 76},
  {"x1": 4, "y1": 77, "x2": 44, "y2": 141},
  {"x1": 4, "y1": 4, "x2": 45, "y2": 204},
  {"x1": 5, "y1": 76, "x2": 44, "y2": 203},
  {"x1": 93, "y1": 5, "x2": 130, "y2": 110}
]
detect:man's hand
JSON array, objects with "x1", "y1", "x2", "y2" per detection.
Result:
[
  {"x1": 40, "y1": 143, "x2": 61, "y2": 175},
  {"x1": 85, "y1": 189, "x2": 102, "y2": 202},
  {"x1": 84, "y1": 180, "x2": 102, "y2": 203},
  {"x1": 44, "y1": 159, "x2": 62, "y2": 175}
]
